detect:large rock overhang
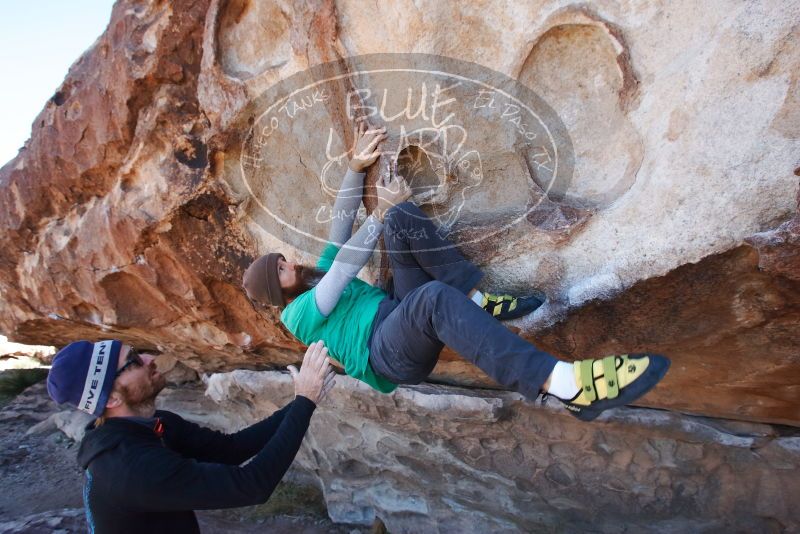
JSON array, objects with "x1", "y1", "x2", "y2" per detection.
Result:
[{"x1": 0, "y1": 0, "x2": 797, "y2": 426}]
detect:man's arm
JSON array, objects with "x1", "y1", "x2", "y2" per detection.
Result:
[
  {"x1": 157, "y1": 404, "x2": 294, "y2": 466},
  {"x1": 124, "y1": 342, "x2": 335, "y2": 511},
  {"x1": 126, "y1": 396, "x2": 316, "y2": 510}
]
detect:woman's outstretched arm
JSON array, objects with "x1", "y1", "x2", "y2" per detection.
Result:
[
  {"x1": 327, "y1": 124, "x2": 386, "y2": 246},
  {"x1": 315, "y1": 173, "x2": 412, "y2": 317}
]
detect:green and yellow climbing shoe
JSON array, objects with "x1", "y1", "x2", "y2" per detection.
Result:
[
  {"x1": 481, "y1": 291, "x2": 544, "y2": 321},
  {"x1": 559, "y1": 353, "x2": 670, "y2": 422}
]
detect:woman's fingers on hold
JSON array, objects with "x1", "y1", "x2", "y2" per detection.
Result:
[{"x1": 365, "y1": 126, "x2": 386, "y2": 138}]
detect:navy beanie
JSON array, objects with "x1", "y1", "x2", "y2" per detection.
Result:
[{"x1": 47, "y1": 340, "x2": 123, "y2": 417}]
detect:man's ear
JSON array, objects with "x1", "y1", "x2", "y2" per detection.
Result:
[{"x1": 105, "y1": 391, "x2": 123, "y2": 410}]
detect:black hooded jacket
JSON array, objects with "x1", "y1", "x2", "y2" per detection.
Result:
[{"x1": 76, "y1": 396, "x2": 316, "y2": 534}]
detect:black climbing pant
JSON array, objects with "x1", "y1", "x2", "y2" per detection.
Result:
[{"x1": 367, "y1": 201, "x2": 558, "y2": 400}]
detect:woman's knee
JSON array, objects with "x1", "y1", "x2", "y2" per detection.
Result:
[{"x1": 419, "y1": 280, "x2": 457, "y2": 299}]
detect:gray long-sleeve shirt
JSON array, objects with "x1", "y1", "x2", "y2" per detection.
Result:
[{"x1": 315, "y1": 169, "x2": 384, "y2": 317}]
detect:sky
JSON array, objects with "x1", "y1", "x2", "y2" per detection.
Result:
[{"x1": 0, "y1": 1, "x2": 116, "y2": 165}]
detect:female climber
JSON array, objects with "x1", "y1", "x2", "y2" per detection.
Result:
[{"x1": 243, "y1": 123, "x2": 670, "y2": 421}]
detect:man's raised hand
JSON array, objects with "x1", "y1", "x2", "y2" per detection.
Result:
[
  {"x1": 287, "y1": 341, "x2": 336, "y2": 405},
  {"x1": 349, "y1": 122, "x2": 387, "y2": 172}
]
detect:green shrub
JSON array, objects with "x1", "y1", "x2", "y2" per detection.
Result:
[{"x1": 0, "y1": 367, "x2": 49, "y2": 408}]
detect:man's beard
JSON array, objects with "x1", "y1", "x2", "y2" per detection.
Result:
[
  {"x1": 283, "y1": 265, "x2": 326, "y2": 300},
  {"x1": 118, "y1": 368, "x2": 167, "y2": 415}
]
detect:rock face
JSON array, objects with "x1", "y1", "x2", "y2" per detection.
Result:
[
  {"x1": 1, "y1": 0, "x2": 796, "y2": 425},
  {"x1": 182, "y1": 372, "x2": 800, "y2": 532},
  {"x1": 38, "y1": 372, "x2": 800, "y2": 532},
  {"x1": 0, "y1": 0, "x2": 799, "y2": 526}
]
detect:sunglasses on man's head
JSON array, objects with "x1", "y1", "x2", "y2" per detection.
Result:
[{"x1": 115, "y1": 348, "x2": 145, "y2": 378}]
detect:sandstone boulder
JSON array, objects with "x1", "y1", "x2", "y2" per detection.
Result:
[{"x1": 0, "y1": 0, "x2": 797, "y2": 425}]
